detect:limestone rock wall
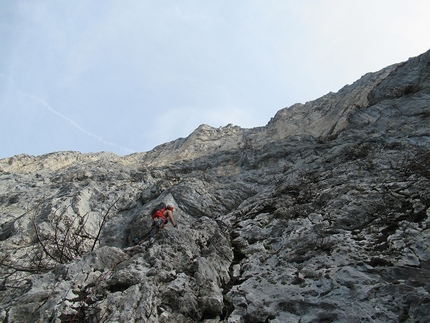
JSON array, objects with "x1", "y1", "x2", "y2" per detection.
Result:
[{"x1": 0, "y1": 50, "x2": 429, "y2": 322}]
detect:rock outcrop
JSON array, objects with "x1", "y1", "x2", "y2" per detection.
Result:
[{"x1": 1, "y1": 50, "x2": 429, "y2": 323}]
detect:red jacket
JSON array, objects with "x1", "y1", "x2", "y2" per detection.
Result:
[{"x1": 151, "y1": 208, "x2": 167, "y2": 222}]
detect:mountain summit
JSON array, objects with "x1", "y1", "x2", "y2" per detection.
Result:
[{"x1": 1, "y1": 50, "x2": 429, "y2": 322}]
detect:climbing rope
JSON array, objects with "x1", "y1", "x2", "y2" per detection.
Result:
[{"x1": 208, "y1": 234, "x2": 233, "y2": 262}]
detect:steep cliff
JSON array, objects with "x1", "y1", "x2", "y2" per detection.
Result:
[{"x1": 0, "y1": 50, "x2": 429, "y2": 323}]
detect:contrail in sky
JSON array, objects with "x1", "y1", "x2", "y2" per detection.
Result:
[
  {"x1": 1, "y1": 74, "x2": 135, "y2": 155},
  {"x1": 28, "y1": 94, "x2": 136, "y2": 154}
]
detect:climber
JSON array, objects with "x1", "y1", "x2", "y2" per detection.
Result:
[{"x1": 134, "y1": 202, "x2": 177, "y2": 245}]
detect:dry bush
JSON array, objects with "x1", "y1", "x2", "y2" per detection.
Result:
[{"x1": 0, "y1": 196, "x2": 119, "y2": 293}]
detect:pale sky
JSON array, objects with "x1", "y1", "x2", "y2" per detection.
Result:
[{"x1": 1, "y1": 0, "x2": 429, "y2": 159}]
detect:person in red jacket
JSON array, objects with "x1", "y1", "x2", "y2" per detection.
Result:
[
  {"x1": 134, "y1": 202, "x2": 177, "y2": 245},
  {"x1": 152, "y1": 204, "x2": 177, "y2": 229}
]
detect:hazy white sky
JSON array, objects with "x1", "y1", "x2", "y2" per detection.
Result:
[{"x1": 1, "y1": 0, "x2": 429, "y2": 159}]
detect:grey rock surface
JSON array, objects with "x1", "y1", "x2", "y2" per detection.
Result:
[{"x1": 1, "y1": 50, "x2": 429, "y2": 322}]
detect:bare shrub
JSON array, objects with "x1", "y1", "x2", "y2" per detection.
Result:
[
  {"x1": 389, "y1": 145, "x2": 430, "y2": 179},
  {"x1": 0, "y1": 196, "x2": 119, "y2": 293},
  {"x1": 343, "y1": 142, "x2": 372, "y2": 161}
]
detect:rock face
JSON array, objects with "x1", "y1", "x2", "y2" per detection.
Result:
[{"x1": 1, "y1": 50, "x2": 430, "y2": 323}]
